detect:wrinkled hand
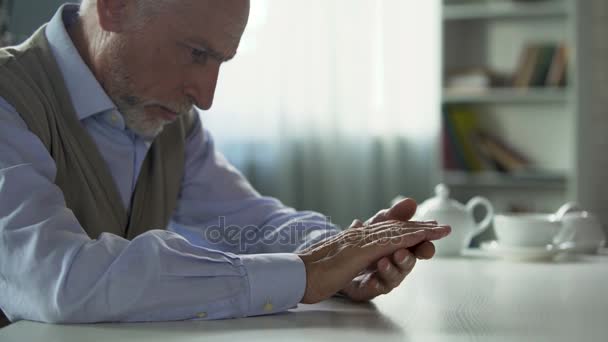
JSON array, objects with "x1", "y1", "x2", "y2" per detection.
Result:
[
  {"x1": 340, "y1": 198, "x2": 440, "y2": 301},
  {"x1": 364, "y1": 197, "x2": 436, "y2": 259},
  {"x1": 297, "y1": 220, "x2": 450, "y2": 304}
]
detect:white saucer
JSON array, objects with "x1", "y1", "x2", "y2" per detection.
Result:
[{"x1": 477, "y1": 240, "x2": 574, "y2": 261}]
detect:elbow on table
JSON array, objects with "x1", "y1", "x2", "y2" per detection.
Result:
[
  {"x1": 3, "y1": 292, "x2": 112, "y2": 324},
  {"x1": 7, "y1": 303, "x2": 90, "y2": 325}
]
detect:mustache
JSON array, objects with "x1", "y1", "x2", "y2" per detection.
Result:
[
  {"x1": 123, "y1": 94, "x2": 194, "y2": 116},
  {"x1": 143, "y1": 100, "x2": 194, "y2": 116}
]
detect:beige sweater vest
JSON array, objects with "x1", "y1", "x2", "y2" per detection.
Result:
[{"x1": 0, "y1": 26, "x2": 196, "y2": 325}]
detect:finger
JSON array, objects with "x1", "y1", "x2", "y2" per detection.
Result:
[
  {"x1": 411, "y1": 241, "x2": 436, "y2": 259},
  {"x1": 348, "y1": 226, "x2": 447, "y2": 254},
  {"x1": 363, "y1": 224, "x2": 448, "y2": 240},
  {"x1": 385, "y1": 198, "x2": 418, "y2": 222},
  {"x1": 349, "y1": 219, "x2": 364, "y2": 229},
  {"x1": 377, "y1": 252, "x2": 415, "y2": 290},
  {"x1": 408, "y1": 220, "x2": 439, "y2": 225},
  {"x1": 362, "y1": 222, "x2": 451, "y2": 243},
  {"x1": 380, "y1": 245, "x2": 432, "y2": 276},
  {"x1": 367, "y1": 220, "x2": 444, "y2": 231},
  {"x1": 392, "y1": 249, "x2": 417, "y2": 271},
  {"x1": 330, "y1": 225, "x2": 449, "y2": 266},
  {"x1": 341, "y1": 274, "x2": 385, "y2": 302},
  {"x1": 424, "y1": 226, "x2": 452, "y2": 241},
  {"x1": 364, "y1": 220, "x2": 443, "y2": 234},
  {"x1": 367, "y1": 209, "x2": 389, "y2": 225},
  {"x1": 358, "y1": 230, "x2": 428, "y2": 263},
  {"x1": 312, "y1": 223, "x2": 425, "y2": 256}
]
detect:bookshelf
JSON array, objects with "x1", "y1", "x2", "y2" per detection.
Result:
[
  {"x1": 443, "y1": 0, "x2": 569, "y2": 21},
  {"x1": 443, "y1": 88, "x2": 571, "y2": 104},
  {"x1": 441, "y1": 170, "x2": 567, "y2": 190},
  {"x1": 438, "y1": 0, "x2": 579, "y2": 220}
]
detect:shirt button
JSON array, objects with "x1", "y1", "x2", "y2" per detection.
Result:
[
  {"x1": 111, "y1": 114, "x2": 119, "y2": 123},
  {"x1": 196, "y1": 312, "x2": 207, "y2": 319},
  {"x1": 264, "y1": 302, "x2": 273, "y2": 312}
]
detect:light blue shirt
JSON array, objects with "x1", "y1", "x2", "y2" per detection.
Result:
[{"x1": 0, "y1": 4, "x2": 339, "y2": 323}]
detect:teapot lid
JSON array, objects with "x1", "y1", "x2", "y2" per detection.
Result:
[{"x1": 418, "y1": 184, "x2": 465, "y2": 215}]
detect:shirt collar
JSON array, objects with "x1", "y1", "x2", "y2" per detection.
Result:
[{"x1": 45, "y1": 4, "x2": 116, "y2": 121}]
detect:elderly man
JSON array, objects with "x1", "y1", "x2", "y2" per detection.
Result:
[{"x1": 0, "y1": 0, "x2": 450, "y2": 325}]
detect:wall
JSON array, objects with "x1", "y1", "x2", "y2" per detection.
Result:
[
  {"x1": 9, "y1": 0, "x2": 67, "y2": 42},
  {"x1": 576, "y1": 0, "x2": 608, "y2": 234}
]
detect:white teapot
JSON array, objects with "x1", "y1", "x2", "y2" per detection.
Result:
[{"x1": 410, "y1": 184, "x2": 494, "y2": 256}]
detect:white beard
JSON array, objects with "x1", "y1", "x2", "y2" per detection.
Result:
[
  {"x1": 103, "y1": 36, "x2": 192, "y2": 141},
  {"x1": 121, "y1": 104, "x2": 170, "y2": 141}
]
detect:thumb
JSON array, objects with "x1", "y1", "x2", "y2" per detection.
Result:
[
  {"x1": 386, "y1": 198, "x2": 418, "y2": 221},
  {"x1": 349, "y1": 219, "x2": 364, "y2": 228}
]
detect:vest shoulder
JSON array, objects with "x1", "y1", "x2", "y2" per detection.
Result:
[
  {"x1": 0, "y1": 46, "x2": 24, "y2": 68},
  {"x1": 0, "y1": 45, "x2": 49, "y2": 112},
  {"x1": 0, "y1": 30, "x2": 64, "y2": 146},
  {"x1": 0, "y1": 32, "x2": 44, "y2": 67}
]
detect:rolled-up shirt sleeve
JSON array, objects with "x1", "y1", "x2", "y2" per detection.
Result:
[{"x1": 0, "y1": 101, "x2": 307, "y2": 323}]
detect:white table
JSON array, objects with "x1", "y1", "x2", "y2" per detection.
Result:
[{"x1": 1, "y1": 253, "x2": 607, "y2": 342}]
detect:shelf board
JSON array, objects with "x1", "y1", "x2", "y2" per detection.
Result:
[
  {"x1": 441, "y1": 171, "x2": 568, "y2": 189},
  {"x1": 442, "y1": 88, "x2": 571, "y2": 104},
  {"x1": 443, "y1": 1, "x2": 570, "y2": 21}
]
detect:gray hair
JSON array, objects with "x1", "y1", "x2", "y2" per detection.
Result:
[{"x1": 79, "y1": 0, "x2": 178, "y2": 21}]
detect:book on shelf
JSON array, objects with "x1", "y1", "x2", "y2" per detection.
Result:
[
  {"x1": 444, "y1": 107, "x2": 485, "y2": 172},
  {"x1": 442, "y1": 106, "x2": 532, "y2": 174},
  {"x1": 546, "y1": 43, "x2": 568, "y2": 87},
  {"x1": 476, "y1": 131, "x2": 530, "y2": 173},
  {"x1": 442, "y1": 110, "x2": 468, "y2": 170},
  {"x1": 512, "y1": 42, "x2": 568, "y2": 88},
  {"x1": 513, "y1": 43, "x2": 540, "y2": 88},
  {"x1": 531, "y1": 44, "x2": 556, "y2": 87}
]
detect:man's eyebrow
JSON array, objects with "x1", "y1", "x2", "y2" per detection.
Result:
[{"x1": 190, "y1": 40, "x2": 236, "y2": 63}]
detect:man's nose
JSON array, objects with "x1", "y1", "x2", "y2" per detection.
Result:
[{"x1": 184, "y1": 63, "x2": 221, "y2": 110}]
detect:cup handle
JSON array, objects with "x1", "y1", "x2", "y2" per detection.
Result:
[
  {"x1": 465, "y1": 196, "x2": 494, "y2": 238},
  {"x1": 554, "y1": 202, "x2": 582, "y2": 221}
]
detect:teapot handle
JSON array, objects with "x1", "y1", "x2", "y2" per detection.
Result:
[{"x1": 465, "y1": 196, "x2": 494, "y2": 238}]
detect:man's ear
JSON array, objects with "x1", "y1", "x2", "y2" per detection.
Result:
[{"x1": 96, "y1": 0, "x2": 137, "y2": 32}]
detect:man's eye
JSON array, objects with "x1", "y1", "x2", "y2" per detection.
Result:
[{"x1": 191, "y1": 48, "x2": 209, "y2": 65}]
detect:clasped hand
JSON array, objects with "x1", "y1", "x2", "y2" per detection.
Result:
[{"x1": 298, "y1": 198, "x2": 450, "y2": 304}]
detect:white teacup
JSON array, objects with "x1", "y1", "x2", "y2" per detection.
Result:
[
  {"x1": 494, "y1": 203, "x2": 605, "y2": 251},
  {"x1": 493, "y1": 213, "x2": 567, "y2": 248}
]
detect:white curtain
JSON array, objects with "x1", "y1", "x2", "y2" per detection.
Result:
[{"x1": 204, "y1": 0, "x2": 441, "y2": 227}]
